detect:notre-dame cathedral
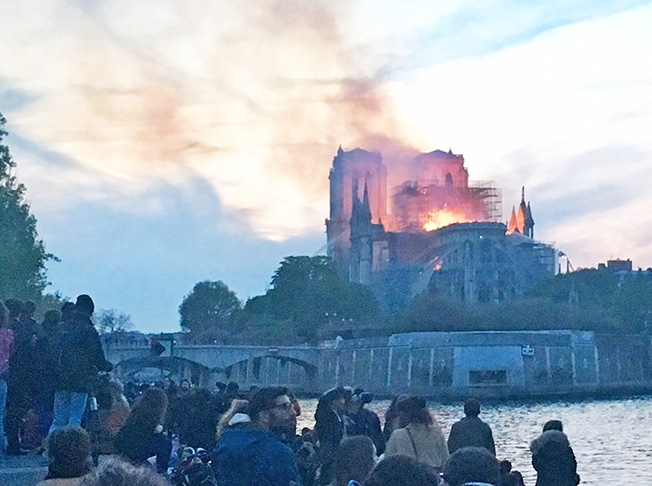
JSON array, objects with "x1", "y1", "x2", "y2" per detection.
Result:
[{"x1": 325, "y1": 146, "x2": 556, "y2": 311}]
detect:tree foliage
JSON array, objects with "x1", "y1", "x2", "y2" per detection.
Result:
[
  {"x1": 242, "y1": 256, "x2": 379, "y2": 342},
  {"x1": 0, "y1": 112, "x2": 51, "y2": 299},
  {"x1": 402, "y1": 268, "x2": 652, "y2": 334},
  {"x1": 179, "y1": 280, "x2": 242, "y2": 335},
  {"x1": 95, "y1": 309, "x2": 134, "y2": 335}
]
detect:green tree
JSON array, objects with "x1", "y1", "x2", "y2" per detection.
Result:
[
  {"x1": 244, "y1": 256, "x2": 379, "y2": 341},
  {"x1": 95, "y1": 309, "x2": 134, "y2": 334},
  {"x1": 0, "y1": 112, "x2": 52, "y2": 299},
  {"x1": 179, "y1": 280, "x2": 242, "y2": 336}
]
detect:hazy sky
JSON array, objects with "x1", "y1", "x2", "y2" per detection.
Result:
[{"x1": 1, "y1": 1, "x2": 651, "y2": 333}]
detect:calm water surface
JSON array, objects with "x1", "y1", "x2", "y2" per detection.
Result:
[{"x1": 296, "y1": 395, "x2": 652, "y2": 485}]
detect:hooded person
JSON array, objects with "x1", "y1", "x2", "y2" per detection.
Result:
[
  {"x1": 530, "y1": 428, "x2": 580, "y2": 486},
  {"x1": 211, "y1": 386, "x2": 302, "y2": 486}
]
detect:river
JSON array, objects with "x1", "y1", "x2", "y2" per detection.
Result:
[{"x1": 295, "y1": 395, "x2": 652, "y2": 485}]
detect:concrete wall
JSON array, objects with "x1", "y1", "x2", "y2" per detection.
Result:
[{"x1": 318, "y1": 331, "x2": 651, "y2": 398}]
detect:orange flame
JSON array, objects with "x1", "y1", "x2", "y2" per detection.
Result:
[{"x1": 423, "y1": 209, "x2": 474, "y2": 232}]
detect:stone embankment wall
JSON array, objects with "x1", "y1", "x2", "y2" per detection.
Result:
[{"x1": 316, "y1": 331, "x2": 651, "y2": 398}]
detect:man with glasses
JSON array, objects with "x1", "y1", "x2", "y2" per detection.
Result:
[{"x1": 212, "y1": 386, "x2": 302, "y2": 486}]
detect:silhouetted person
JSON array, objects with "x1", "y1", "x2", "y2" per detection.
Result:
[
  {"x1": 363, "y1": 454, "x2": 441, "y2": 486},
  {"x1": 36, "y1": 426, "x2": 92, "y2": 486},
  {"x1": 447, "y1": 398, "x2": 496, "y2": 456},
  {"x1": 348, "y1": 391, "x2": 385, "y2": 455},
  {"x1": 33, "y1": 310, "x2": 61, "y2": 440},
  {"x1": 531, "y1": 420, "x2": 580, "y2": 486},
  {"x1": 443, "y1": 446, "x2": 500, "y2": 486},
  {"x1": 314, "y1": 386, "x2": 352, "y2": 484},
  {"x1": 332, "y1": 436, "x2": 376, "y2": 486},
  {"x1": 114, "y1": 387, "x2": 172, "y2": 474},
  {"x1": 49, "y1": 295, "x2": 112, "y2": 435},
  {"x1": 0, "y1": 302, "x2": 14, "y2": 454},
  {"x1": 4, "y1": 298, "x2": 39, "y2": 454}
]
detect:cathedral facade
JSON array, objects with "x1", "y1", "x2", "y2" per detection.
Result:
[{"x1": 325, "y1": 146, "x2": 557, "y2": 310}]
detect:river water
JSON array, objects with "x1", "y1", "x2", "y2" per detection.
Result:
[{"x1": 295, "y1": 395, "x2": 652, "y2": 485}]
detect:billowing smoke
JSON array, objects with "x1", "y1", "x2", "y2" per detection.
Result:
[{"x1": 2, "y1": 0, "x2": 420, "y2": 240}]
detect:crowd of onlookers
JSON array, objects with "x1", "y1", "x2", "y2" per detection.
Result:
[{"x1": 0, "y1": 295, "x2": 581, "y2": 485}]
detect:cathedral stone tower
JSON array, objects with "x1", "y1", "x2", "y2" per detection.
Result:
[{"x1": 326, "y1": 147, "x2": 388, "y2": 276}]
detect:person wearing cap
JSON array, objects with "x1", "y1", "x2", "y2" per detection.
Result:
[
  {"x1": 48, "y1": 295, "x2": 113, "y2": 436},
  {"x1": 212, "y1": 386, "x2": 302, "y2": 486},
  {"x1": 384, "y1": 395, "x2": 449, "y2": 474},
  {"x1": 447, "y1": 399, "x2": 496, "y2": 456}
]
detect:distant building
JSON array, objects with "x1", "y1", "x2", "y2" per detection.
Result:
[
  {"x1": 326, "y1": 146, "x2": 557, "y2": 311},
  {"x1": 599, "y1": 259, "x2": 634, "y2": 273}
]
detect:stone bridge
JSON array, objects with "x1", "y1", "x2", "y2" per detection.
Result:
[{"x1": 104, "y1": 341, "x2": 320, "y2": 390}]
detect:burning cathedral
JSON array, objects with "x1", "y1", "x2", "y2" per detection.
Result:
[{"x1": 325, "y1": 146, "x2": 557, "y2": 311}]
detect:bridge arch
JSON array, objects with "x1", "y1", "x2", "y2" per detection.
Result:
[
  {"x1": 223, "y1": 353, "x2": 317, "y2": 389},
  {"x1": 114, "y1": 356, "x2": 213, "y2": 386}
]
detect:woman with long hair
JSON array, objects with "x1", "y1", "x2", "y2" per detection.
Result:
[
  {"x1": 384, "y1": 395, "x2": 448, "y2": 475},
  {"x1": 114, "y1": 387, "x2": 172, "y2": 474},
  {"x1": 314, "y1": 387, "x2": 352, "y2": 485}
]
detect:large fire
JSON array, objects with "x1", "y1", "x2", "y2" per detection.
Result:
[{"x1": 423, "y1": 208, "x2": 474, "y2": 232}]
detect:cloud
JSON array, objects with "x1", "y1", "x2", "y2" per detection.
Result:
[{"x1": 3, "y1": 0, "x2": 652, "y2": 330}]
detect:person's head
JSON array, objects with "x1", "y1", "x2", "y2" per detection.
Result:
[
  {"x1": 23, "y1": 300, "x2": 36, "y2": 318},
  {"x1": 542, "y1": 419, "x2": 563, "y2": 432},
  {"x1": 363, "y1": 455, "x2": 441, "y2": 486},
  {"x1": 61, "y1": 301, "x2": 75, "y2": 321},
  {"x1": 75, "y1": 294, "x2": 95, "y2": 317},
  {"x1": 80, "y1": 457, "x2": 167, "y2": 486},
  {"x1": 334, "y1": 436, "x2": 376, "y2": 486},
  {"x1": 226, "y1": 381, "x2": 240, "y2": 397},
  {"x1": 396, "y1": 395, "x2": 432, "y2": 427},
  {"x1": 4, "y1": 299, "x2": 24, "y2": 322},
  {"x1": 463, "y1": 398, "x2": 481, "y2": 417},
  {"x1": 330, "y1": 386, "x2": 353, "y2": 413},
  {"x1": 46, "y1": 426, "x2": 92, "y2": 479},
  {"x1": 42, "y1": 309, "x2": 61, "y2": 332},
  {"x1": 504, "y1": 470, "x2": 526, "y2": 486},
  {"x1": 248, "y1": 386, "x2": 296, "y2": 436},
  {"x1": 126, "y1": 387, "x2": 168, "y2": 429},
  {"x1": 499, "y1": 459, "x2": 512, "y2": 476},
  {"x1": 443, "y1": 447, "x2": 500, "y2": 486},
  {"x1": 350, "y1": 391, "x2": 373, "y2": 414},
  {"x1": 179, "y1": 379, "x2": 192, "y2": 393}
]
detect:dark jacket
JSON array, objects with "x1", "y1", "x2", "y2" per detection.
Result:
[
  {"x1": 53, "y1": 313, "x2": 112, "y2": 393},
  {"x1": 447, "y1": 415, "x2": 496, "y2": 456},
  {"x1": 7, "y1": 318, "x2": 40, "y2": 389},
  {"x1": 349, "y1": 407, "x2": 386, "y2": 455},
  {"x1": 530, "y1": 430, "x2": 580, "y2": 486},
  {"x1": 212, "y1": 428, "x2": 302, "y2": 486}
]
